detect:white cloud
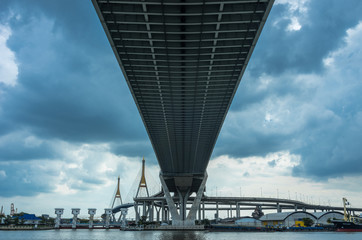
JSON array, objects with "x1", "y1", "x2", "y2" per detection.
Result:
[
  {"x1": 205, "y1": 153, "x2": 362, "y2": 217},
  {"x1": 274, "y1": 0, "x2": 310, "y2": 32},
  {"x1": 0, "y1": 140, "x2": 160, "y2": 218},
  {"x1": 276, "y1": 0, "x2": 310, "y2": 14},
  {"x1": 0, "y1": 23, "x2": 18, "y2": 86},
  {"x1": 323, "y1": 21, "x2": 362, "y2": 76},
  {"x1": 287, "y1": 16, "x2": 302, "y2": 31}
]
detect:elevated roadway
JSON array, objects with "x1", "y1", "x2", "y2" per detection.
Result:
[
  {"x1": 92, "y1": 0, "x2": 274, "y2": 225},
  {"x1": 135, "y1": 195, "x2": 362, "y2": 220}
]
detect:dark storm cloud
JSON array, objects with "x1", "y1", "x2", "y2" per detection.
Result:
[
  {"x1": 110, "y1": 141, "x2": 155, "y2": 159},
  {"x1": 0, "y1": 1, "x2": 154, "y2": 196},
  {"x1": 293, "y1": 95, "x2": 362, "y2": 178},
  {"x1": 213, "y1": 127, "x2": 293, "y2": 159},
  {"x1": 0, "y1": 162, "x2": 56, "y2": 197},
  {"x1": 247, "y1": 0, "x2": 362, "y2": 77},
  {"x1": 0, "y1": 158, "x2": 108, "y2": 197},
  {"x1": 0, "y1": 0, "x2": 148, "y2": 144},
  {"x1": 214, "y1": 0, "x2": 362, "y2": 180},
  {"x1": 1, "y1": 0, "x2": 362, "y2": 199},
  {"x1": 0, "y1": 134, "x2": 57, "y2": 161},
  {"x1": 230, "y1": 0, "x2": 362, "y2": 111}
]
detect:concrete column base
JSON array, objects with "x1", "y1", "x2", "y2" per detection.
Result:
[
  {"x1": 172, "y1": 219, "x2": 197, "y2": 226},
  {"x1": 159, "y1": 172, "x2": 208, "y2": 226}
]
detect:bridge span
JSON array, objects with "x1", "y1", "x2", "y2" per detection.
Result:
[
  {"x1": 133, "y1": 195, "x2": 362, "y2": 223},
  {"x1": 92, "y1": 0, "x2": 274, "y2": 225}
]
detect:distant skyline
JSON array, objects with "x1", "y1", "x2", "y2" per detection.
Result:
[{"x1": 1, "y1": 0, "x2": 362, "y2": 218}]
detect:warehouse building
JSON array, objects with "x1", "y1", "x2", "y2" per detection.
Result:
[
  {"x1": 259, "y1": 211, "x2": 344, "y2": 228},
  {"x1": 314, "y1": 211, "x2": 344, "y2": 226}
]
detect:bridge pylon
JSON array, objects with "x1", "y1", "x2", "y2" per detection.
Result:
[
  {"x1": 135, "y1": 157, "x2": 149, "y2": 198},
  {"x1": 111, "y1": 176, "x2": 123, "y2": 208},
  {"x1": 134, "y1": 157, "x2": 151, "y2": 223}
]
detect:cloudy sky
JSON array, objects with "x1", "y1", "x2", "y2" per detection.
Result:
[{"x1": 1, "y1": 0, "x2": 362, "y2": 218}]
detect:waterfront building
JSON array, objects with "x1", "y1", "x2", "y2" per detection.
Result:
[
  {"x1": 17, "y1": 214, "x2": 42, "y2": 225},
  {"x1": 259, "y1": 211, "x2": 344, "y2": 228},
  {"x1": 314, "y1": 211, "x2": 344, "y2": 226}
]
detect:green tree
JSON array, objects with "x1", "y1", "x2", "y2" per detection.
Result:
[
  {"x1": 303, "y1": 218, "x2": 314, "y2": 227},
  {"x1": 201, "y1": 219, "x2": 210, "y2": 226},
  {"x1": 138, "y1": 216, "x2": 147, "y2": 226}
]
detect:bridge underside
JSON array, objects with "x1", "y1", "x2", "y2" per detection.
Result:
[{"x1": 92, "y1": 0, "x2": 273, "y2": 193}]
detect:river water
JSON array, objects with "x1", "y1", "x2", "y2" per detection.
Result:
[{"x1": 1, "y1": 230, "x2": 362, "y2": 240}]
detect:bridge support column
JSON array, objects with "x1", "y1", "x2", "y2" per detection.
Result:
[
  {"x1": 216, "y1": 202, "x2": 219, "y2": 223},
  {"x1": 120, "y1": 208, "x2": 128, "y2": 229},
  {"x1": 71, "y1": 208, "x2": 80, "y2": 229},
  {"x1": 104, "y1": 208, "x2": 112, "y2": 229},
  {"x1": 236, "y1": 202, "x2": 240, "y2": 218},
  {"x1": 277, "y1": 203, "x2": 281, "y2": 213},
  {"x1": 88, "y1": 209, "x2": 96, "y2": 229},
  {"x1": 198, "y1": 205, "x2": 201, "y2": 223},
  {"x1": 143, "y1": 201, "x2": 146, "y2": 218},
  {"x1": 202, "y1": 202, "x2": 205, "y2": 220},
  {"x1": 54, "y1": 208, "x2": 64, "y2": 229},
  {"x1": 176, "y1": 188, "x2": 190, "y2": 222},
  {"x1": 149, "y1": 202, "x2": 154, "y2": 222},
  {"x1": 156, "y1": 206, "x2": 160, "y2": 222},
  {"x1": 167, "y1": 208, "x2": 170, "y2": 223},
  {"x1": 134, "y1": 203, "x2": 140, "y2": 223},
  {"x1": 160, "y1": 172, "x2": 207, "y2": 226},
  {"x1": 161, "y1": 201, "x2": 165, "y2": 222}
]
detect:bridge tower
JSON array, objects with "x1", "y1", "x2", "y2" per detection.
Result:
[
  {"x1": 134, "y1": 157, "x2": 150, "y2": 222},
  {"x1": 111, "y1": 176, "x2": 123, "y2": 208},
  {"x1": 135, "y1": 157, "x2": 149, "y2": 198}
]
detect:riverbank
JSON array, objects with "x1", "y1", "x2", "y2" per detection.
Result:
[{"x1": 0, "y1": 225, "x2": 53, "y2": 231}]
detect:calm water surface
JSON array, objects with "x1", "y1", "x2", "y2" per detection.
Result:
[{"x1": 1, "y1": 230, "x2": 362, "y2": 240}]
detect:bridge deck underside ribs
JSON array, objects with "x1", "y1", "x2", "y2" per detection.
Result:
[{"x1": 93, "y1": 0, "x2": 273, "y2": 191}]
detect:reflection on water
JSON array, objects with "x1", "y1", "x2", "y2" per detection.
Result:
[
  {"x1": 1, "y1": 230, "x2": 362, "y2": 240},
  {"x1": 157, "y1": 231, "x2": 206, "y2": 240}
]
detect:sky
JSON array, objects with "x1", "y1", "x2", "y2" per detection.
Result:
[{"x1": 1, "y1": 0, "x2": 362, "y2": 219}]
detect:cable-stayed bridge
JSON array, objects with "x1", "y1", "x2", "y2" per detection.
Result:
[{"x1": 92, "y1": 0, "x2": 274, "y2": 225}]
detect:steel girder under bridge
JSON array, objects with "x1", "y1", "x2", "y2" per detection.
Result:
[{"x1": 92, "y1": 0, "x2": 274, "y2": 225}]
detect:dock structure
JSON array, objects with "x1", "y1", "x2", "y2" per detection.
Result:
[
  {"x1": 88, "y1": 208, "x2": 97, "y2": 229},
  {"x1": 53, "y1": 208, "x2": 122, "y2": 229},
  {"x1": 71, "y1": 208, "x2": 80, "y2": 229},
  {"x1": 54, "y1": 208, "x2": 64, "y2": 229},
  {"x1": 104, "y1": 208, "x2": 112, "y2": 229}
]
